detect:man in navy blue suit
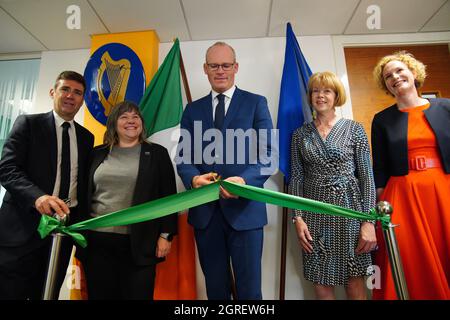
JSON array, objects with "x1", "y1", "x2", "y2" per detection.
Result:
[{"x1": 176, "y1": 42, "x2": 274, "y2": 299}]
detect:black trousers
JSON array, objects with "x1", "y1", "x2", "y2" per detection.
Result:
[
  {"x1": 0, "y1": 235, "x2": 73, "y2": 300},
  {"x1": 84, "y1": 231, "x2": 156, "y2": 300}
]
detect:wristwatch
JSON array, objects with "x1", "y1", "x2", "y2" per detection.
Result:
[
  {"x1": 159, "y1": 233, "x2": 174, "y2": 241},
  {"x1": 292, "y1": 216, "x2": 302, "y2": 224}
]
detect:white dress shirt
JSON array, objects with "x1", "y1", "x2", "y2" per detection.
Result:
[{"x1": 211, "y1": 86, "x2": 236, "y2": 120}]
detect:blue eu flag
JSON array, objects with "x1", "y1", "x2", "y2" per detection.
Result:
[{"x1": 277, "y1": 22, "x2": 313, "y2": 184}]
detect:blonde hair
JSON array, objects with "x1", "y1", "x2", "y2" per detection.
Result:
[
  {"x1": 373, "y1": 51, "x2": 427, "y2": 96},
  {"x1": 308, "y1": 71, "x2": 347, "y2": 107}
]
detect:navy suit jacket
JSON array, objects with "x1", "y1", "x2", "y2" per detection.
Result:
[
  {"x1": 176, "y1": 87, "x2": 274, "y2": 231},
  {"x1": 0, "y1": 111, "x2": 94, "y2": 249}
]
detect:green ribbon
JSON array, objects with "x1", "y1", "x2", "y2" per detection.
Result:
[
  {"x1": 38, "y1": 215, "x2": 88, "y2": 246},
  {"x1": 38, "y1": 183, "x2": 220, "y2": 247},
  {"x1": 221, "y1": 181, "x2": 390, "y2": 227},
  {"x1": 38, "y1": 180, "x2": 390, "y2": 247}
]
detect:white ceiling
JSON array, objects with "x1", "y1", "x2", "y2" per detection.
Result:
[{"x1": 0, "y1": 0, "x2": 449, "y2": 54}]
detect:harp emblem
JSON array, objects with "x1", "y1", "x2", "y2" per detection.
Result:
[
  {"x1": 97, "y1": 52, "x2": 131, "y2": 117},
  {"x1": 83, "y1": 43, "x2": 146, "y2": 125}
]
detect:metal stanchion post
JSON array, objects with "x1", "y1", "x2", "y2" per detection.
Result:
[
  {"x1": 43, "y1": 214, "x2": 68, "y2": 300},
  {"x1": 376, "y1": 201, "x2": 409, "y2": 300}
]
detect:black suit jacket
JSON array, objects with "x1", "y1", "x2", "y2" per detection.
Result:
[
  {"x1": 87, "y1": 142, "x2": 178, "y2": 266},
  {"x1": 371, "y1": 98, "x2": 450, "y2": 188},
  {"x1": 0, "y1": 111, "x2": 94, "y2": 248}
]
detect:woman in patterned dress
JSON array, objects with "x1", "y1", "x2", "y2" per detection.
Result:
[
  {"x1": 289, "y1": 71, "x2": 377, "y2": 300},
  {"x1": 371, "y1": 52, "x2": 450, "y2": 299}
]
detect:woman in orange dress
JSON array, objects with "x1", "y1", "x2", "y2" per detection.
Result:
[{"x1": 371, "y1": 51, "x2": 450, "y2": 299}]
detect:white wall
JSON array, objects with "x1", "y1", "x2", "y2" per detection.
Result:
[
  {"x1": 34, "y1": 31, "x2": 450, "y2": 300},
  {"x1": 34, "y1": 49, "x2": 91, "y2": 122}
]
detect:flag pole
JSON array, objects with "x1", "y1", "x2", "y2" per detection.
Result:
[
  {"x1": 179, "y1": 48, "x2": 192, "y2": 104},
  {"x1": 279, "y1": 183, "x2": 288, "y2": 300},
  {"x1": 276, "y1": 22, "x2": 313, "y2": 300}
]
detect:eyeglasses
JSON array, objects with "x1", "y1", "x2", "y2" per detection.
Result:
[{"x1": 206, "y1": 63, "x2": 235, "y2": 71}]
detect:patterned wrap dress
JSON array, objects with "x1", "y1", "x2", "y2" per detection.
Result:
[{"x1": 290, "y1": 118, "x2": 376, "y2": 286}]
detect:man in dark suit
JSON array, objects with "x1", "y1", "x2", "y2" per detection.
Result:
[
  {"x1": 0, "y1": 71, "x2": 94, "y2": 299},
  {"x1": 176, "y1": 42, "x2": 274, "y2": 299}
]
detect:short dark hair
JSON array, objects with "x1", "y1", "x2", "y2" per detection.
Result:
[
  {"x1": 205, "y1": 41, "x2": 236, "y2": 63},
  {"x1": 103, "y1": 100, "x2": 147, "y2": 148},
  {"x1": 54, "y1": 71, "x2": 86, "y2": 92}
]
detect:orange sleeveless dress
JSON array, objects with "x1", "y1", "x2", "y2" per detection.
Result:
[{"x1": 373, "y1": 103, "x2": 450, "y2": 300}]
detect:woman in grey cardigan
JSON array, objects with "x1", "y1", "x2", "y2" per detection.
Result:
[{"x1": 84, "y1": 101, "x2": 177, "y2": 300}]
